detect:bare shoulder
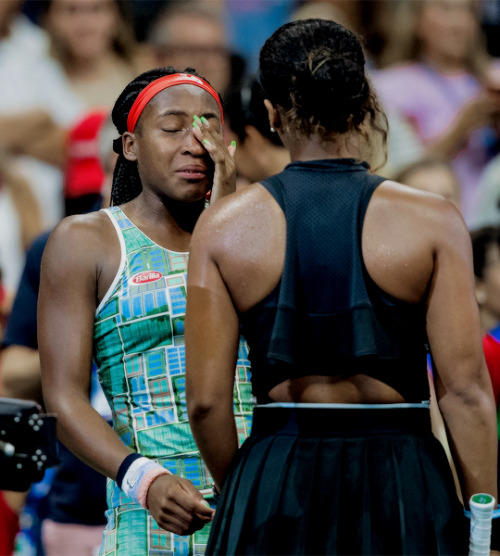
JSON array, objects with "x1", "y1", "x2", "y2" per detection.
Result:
[
  {"x1": 204, "y1": 183, "x2": 280, "y2": 223},
  {"x1": 191, "y1": 184, "x2": 286, "y2": 309},
  {"x1": 196, "y1": 183, "x2": 284, "y2": 251},
  {"x1": 43, "y1": 210, "x2": 117, "y2": 271},
  {"x1": 363, "y1": 180, "x2": 470, "y2": 302},
  {"x1": 368, "y1": 180, "x2": 468, "y2": 247},
  {"x1": 49, "y1": 210, "x2": 113, "y2": 241}
]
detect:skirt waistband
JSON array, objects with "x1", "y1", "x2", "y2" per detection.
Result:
[{"x1": 251, "y1": 403, "x2": 432, "y2": 437}]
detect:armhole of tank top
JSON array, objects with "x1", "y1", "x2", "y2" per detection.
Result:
[
  {"x1": 95, "y1": 208, "x2": 126, "y2": 317},
  {"x1": 261, "y1": 175, "x2": 285, "y2": 211},
  {"x1": 359, "y1": 180, "x2": 382, "y2": 290},
  {"x1": 360, "y1": 178, "x2": 414, "y2": 308}
]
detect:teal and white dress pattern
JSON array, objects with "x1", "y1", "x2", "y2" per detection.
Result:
[{"x1": 94, "y1": 207, "x2": 253, "y2": 555}]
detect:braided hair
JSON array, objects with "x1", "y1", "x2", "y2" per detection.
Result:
[
  {"x1": 110, "y1": 66, "x2": 220, "y2": 206},
  {"x1": 259, "y1": 19, "x2": 388, "y2": 166}
]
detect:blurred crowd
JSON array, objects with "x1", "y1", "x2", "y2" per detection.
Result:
[{"x1": 1, "y1": 0, "x2": 500, "y2": 554}]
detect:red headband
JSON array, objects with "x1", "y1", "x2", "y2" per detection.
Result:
[{"x1": 127, "y1": 73, "x2": 223, "y2": 132}]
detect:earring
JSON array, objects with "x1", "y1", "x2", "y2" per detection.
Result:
[
  {"x1": 270, "y1": 126, "x2": 276, "y2": 133},
  {"x1": 476, "y1": 289, "x2": 487, "y2": 305}
]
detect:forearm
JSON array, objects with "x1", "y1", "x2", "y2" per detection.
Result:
[
  {"x1": 189, "y1": 404, "x2": 238, "y2": 491},
  {"x1": 45, "y1": 392, "x2": 129, "y2": 480},
  {"x1": 0, "y1": 112, "x2": 53, "y2": 152},
  {"x1": 0, "y1": 113, "x2": 67, "y2": 167},
  {"x1": 438, "y1": 386, "x2": 498, "y2": 506},
  {"x1": 22, "y1": 127, "x2": 67, "y2": 167},
  {"x1": 429, "y1": 374, "x2": 462, "y2": 502}
]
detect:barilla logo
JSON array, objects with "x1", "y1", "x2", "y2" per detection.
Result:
[{"x1": 130, "y1": 271, "x2": 163, "y2": 285}]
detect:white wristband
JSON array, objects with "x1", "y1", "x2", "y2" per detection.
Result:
[{"x1": 121, "y1": 456, "x2": 169, "y2": 506}]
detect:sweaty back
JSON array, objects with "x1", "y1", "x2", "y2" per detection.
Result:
[{"x1": 239, "y1": 158, "x2": 431, "y2": 403}]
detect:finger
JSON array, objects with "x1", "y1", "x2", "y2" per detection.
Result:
[
  {"x1": 153, "y1": 481, "x2": 201, "y2": 524},
  {"x1": 155, "y1": 501, "x2": 202, "y2": 532},
  {"x1": 202, "y1": 138, "x2": 215, "y2": 152},
  {"x1": 193, "y1": 115, "x2": 224, "y2": 147},
  {"x1": 189, "y1": 515, "x2": 213, "y2": 533},
  {"x1": 177, "y1": 480, "x2": 216, "y2": 518},
  {"x1": 155, "y1": 516, "x2": 187, "y2": 536},
  {"x1": 157, "y1": 515, "x2": 209, "y2": 536},
  {"x1": 156, "y1": 513, "x2": 204, "y2": 536},
  {"x1": 194, "y1": 502, "x2": 215, "y2": 520},
  {"x1": 169, "y1": 493, "x2": 214, "y2": 520},
  {"x1": 156, "y1": 501, "x2": 212, "y2": 537},
  {"x1": 201, "y1": 139, "x2": 228, "y2": 167},
  {"x1": 193, "y1": 116, "x2": 234, "y2": 169},
  {"x1": 192, "y1": 125, "x2": 223, "y2": 160},
  {"x1": 193, "y1": 498, "x2": 215, "y2": 519}
]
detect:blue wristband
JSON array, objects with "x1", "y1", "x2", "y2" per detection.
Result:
[
  {"x1": 116, "y1": 453, "x2": 142, "y2": 489},
  {"x1": 464, "y1": 507, "x2": 500, "y2": 519}
]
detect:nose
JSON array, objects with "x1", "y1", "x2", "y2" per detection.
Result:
[{"x1": 182, "y1": 127, "x2": 205, "y2": 156}]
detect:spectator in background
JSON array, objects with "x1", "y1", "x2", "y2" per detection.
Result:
[
  {"x1": 471, "y1": 226, "x2": 500, "y2": 337},
  {"x1": 223, "y1": 74, "x2": 289, "y2": 186},
  {"x1": 39, "y1": 0, "x2": 153, "y2": 111},
  {"x1": 373, "y1": 0, "x2": 500, "y2": 225},
  {"x1": 0, "y1": 0, "x2": 84, "y2": 292},
  {"x1": 471, "y1": 225, "x2": 500, "y2": 492},
  {"x1": 63, "y1": 109, "x2": 109, "y2": 216},
  {"x1": 0, "y1": 150, "x2": 43, "y2": 302},
  {"x1": 0, "y1": 0, "x2": 83, "y2": 227},
  {"x1": 147, "y1": 1, "x2": 245, "y2": 96}
]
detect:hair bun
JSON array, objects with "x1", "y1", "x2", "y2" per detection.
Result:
[{"x1": 289, "y1": 47, "x2": 368, "y2": 132}]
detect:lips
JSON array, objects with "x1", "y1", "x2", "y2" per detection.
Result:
[{"x1": 176, "y1": 165, "x2": 208, "y2": 180}]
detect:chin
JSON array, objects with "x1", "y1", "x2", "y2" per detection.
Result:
[{"x1": 180, "y1": 188, "x2": 210, "y2": 204}]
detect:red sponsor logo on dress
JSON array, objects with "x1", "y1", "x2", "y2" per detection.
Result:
[{"x1": 130, "y1": 271, "x2": 163, "y2": 285}]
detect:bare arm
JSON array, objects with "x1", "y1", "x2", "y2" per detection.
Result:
[
  {"x1": 24, "y1": 126, "x2": 67, "y2": 167},
  {"x1": 38, "y1": 216, "x2": 129, "y2": 478},
  {"x1": 426, "y1": 207, "x2": 498, "y2": 506},
  {"x1": 185, "y1": 210, "x2": 241, "y2": 491},
  {"x1": 0, "y1": 111, "x2": 67, "y2": 167},
  {"x1": 186, "y1": 187, "x2": 286, "y2": 489}
]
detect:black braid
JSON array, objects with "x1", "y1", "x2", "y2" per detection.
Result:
[{"x1": 110, "y1": 66, "x2": 220, "y2": 206}]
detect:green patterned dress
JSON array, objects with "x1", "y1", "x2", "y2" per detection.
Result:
[{"x1": 94, "y1": 207, "x2": 253, "y2": 555}]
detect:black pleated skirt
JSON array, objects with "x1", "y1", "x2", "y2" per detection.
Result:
[{"x1": 207, "y1": 404, "x2": 468, "y2": 555}]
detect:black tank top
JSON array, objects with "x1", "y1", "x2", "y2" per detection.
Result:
[{"x1": 239, "y1": 158, "x2": 430, "y2": 404}]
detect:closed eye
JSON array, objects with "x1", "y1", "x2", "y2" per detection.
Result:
[{"x1": 162, "y1": 128, "x2": 183, "y2": 133}]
